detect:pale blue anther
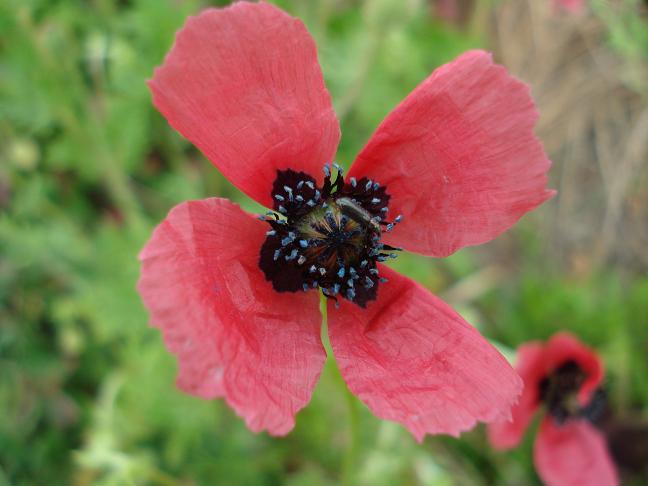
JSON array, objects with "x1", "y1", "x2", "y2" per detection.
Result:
[
  {"x1": 373, "y1": 182, "x2": 379, "y2": 190},
  {"x1": 314, "y1": 190, "x2": 321, "y2": 200},
  {"x1": 278, "y1": 205, "x2": 287, "y2": 213},
  {"x1": 273, "y1": 250, "x2": 281, "y2": 261},
  {"x1": 302, "y1": 283, "x2": 309, "y2": 292},
  {"x1": 365, "y1": 180, "x2": 373, "y2": 191},
  {"x1": 360, "y1": 260, "x2": 368, "y2": 268},
  {"x1": 299, "y1": 240, "x2": 309, "y2": 248},
  {"x1": 379, "y1": 277, "x2": 388, "y2": 283},
  {"x1": 318, "y1": 267, "x2": 326, "y2": 276},
  {"x1": 364, "y1": 277, "x2": 374, "y2": 289},
  {"x1": 266, "y1": 230, "x2": 276, "y2": 236},
  {"x1": 380, "y1": 207, "x2": 388, "y2": 213},
  {"x1": 297, "y1": 255, "x2": 306, "y2": 265},
  {"x1": 284, "y1": 185, "x2": 292, "y2": 193},
  {"x1": 309, "y1": 265, "x2": 317, "y2": 273},
  {"x1": 306, "y1": 200, "x2": 316, "y2": 207},
  {"x1": 371, "y1": 198, "x2": 381, "y2": 204},
  {"x1": 347, "y1": 279, "x2": 354, "y2": 288},
  {"x1": 295, "y1": 195, "x2": 304, "y2": 202},
  {"x1": 275, "y1": 194, "x2": 285, "y2": 201},
  {"x1": 285, "y1": 249, "x2": 298, "y2": 260},
  {"x1": 333, "y1": 162, "x2": 344, "y2": 175},
  {"x1": 323, "y1": 164, "x2": 331, "y2": 177},
  {"x1": 347, "y1": 288, "x2": 356, "y2": 300},
  {"x1": 281, "y1": 237, "x2": 292, "y2": 247},
  {"x1": 333, "y1": 283, "x2": 340, "y2": 295},
  {"x1": 306, "y1": 181, "x2": 315, "y2": 190},
  {"x1": 312, "y1": 280, "x2": 318, "y2": 288},
  {"x1": 395, "y1": 215, "x2": 403, "y2": 223},
  {"x1": 369, "y1": 268, "x2": 379, "y2": 275},
  {"x1": 386, "y1": 223, "x2": 394, "y2": 232},
  {"x1": 337, "y1": 267, "x2": 345, "y2": 278},
  {"x1": 389, "y1": 253, "x2": 398, "y2": 259},
  {"x1": 350, "y1": 177, "x2": 357, "y2": 187},
  {"x1": 349, "y1": 267, "x2": 357, "y2": 276},
  {"x1": 297, "y1": 180, "x2": 305, "y2": 189}
]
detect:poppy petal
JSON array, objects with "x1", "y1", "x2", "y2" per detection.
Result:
[
  {"x1": 349, "y1": 50, "x2": 554, "y2": 257},
  {"x1": 488, "y1": 342, "x2": 544, "y2": 449},
  {"x1": 137, "y1": 198, "x2": 326, "y2": 435},
  {"x1": 554, "y1": 0, "x2": 586, "y2": 14},
  {"x1": 534, "y1": 418, "x2": 618, "y2": 486},
  {"x1": 327, "y1": 265, "x2": 522, "y2": 441},
  {"x1": 149, "y1": 3, "x2": 340, "y2": 208}
]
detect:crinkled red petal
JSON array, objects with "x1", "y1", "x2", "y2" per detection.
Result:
[
  {"x1": 534, "y1": 418, "x2": 618, "y2": 486},
  {"x1": 349, "y1": 50, "x2": 554, "y2": 257},
  {"x1": 149, "y1": 2, "x2": 340, "y2": 208},
  {"x1": 137, "y1": 198, "x2": 326, "y2": 435},
  {"x1": 328, "y1": 265, "x2": 522, "y2": 441}
]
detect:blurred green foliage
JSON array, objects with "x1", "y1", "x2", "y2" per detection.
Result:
[{"x1": 1, "y1": 0, "x2": 647, "y2": 485}]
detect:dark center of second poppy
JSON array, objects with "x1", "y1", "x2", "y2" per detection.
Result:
[
  {"x1": 538, "y1": 360, "x2": 606, "y2": 425},
  {"x1": 258, "y1": 164, "x2": 402, "y2": 308}
]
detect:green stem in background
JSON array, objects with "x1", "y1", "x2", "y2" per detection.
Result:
[
  {"x1": 336, "y1": 26, "x2": 380, "y2": 124},
  {"x1": 320, "y1": 294, "x2": 361, "y2": 486}
]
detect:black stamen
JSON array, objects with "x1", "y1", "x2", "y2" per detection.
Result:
[
  {"x1": 538, "y1": 360, "x2": 599, "y2": 425},
  {"x1": 259, "y1": 167, "x2": 398, "y2": 307}
]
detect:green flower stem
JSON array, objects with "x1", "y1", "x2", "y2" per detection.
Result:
[
  {"x1": 341, "y1": 379, "x2": 361, "y2": 486},
  {"x1": 320, "y1": 294, "x2": 361, "y2": 486}
]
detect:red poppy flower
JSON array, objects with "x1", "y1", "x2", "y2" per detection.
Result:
[
  {"x1": 488, "y1": 332, "x2": 618, "y2": 485},
  {"x1": 431, "y1": 0, "x2": 474, "y2": 25},
  {"x1": 138, "y1": 2, "x2": 554, "y2": 440},
  {"x1": 553, "y1": 0, "x2": 585, "y2": 14}
]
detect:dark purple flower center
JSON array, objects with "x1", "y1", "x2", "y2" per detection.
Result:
[
  {"x1": 538, "y1": 360, "x2": 606, "y2": 425},
  {"x1": 258, "y1": 164, "x2": 402, "y2": 308}
]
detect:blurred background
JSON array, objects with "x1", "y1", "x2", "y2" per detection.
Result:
[{"x1": 1, "y1": 0, "x2": 647, "y2": 484}]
